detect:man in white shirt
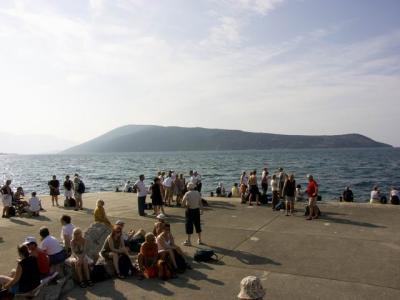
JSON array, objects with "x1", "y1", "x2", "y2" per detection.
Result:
[
  {"x1": 27, "y1": 192, "x2": 41, "y2": 216},
  {"x1": 39, "y1": 227, "x2": 66, "y2": 267},
  {"x1": 134, "y1": 175, "x2": 148, "y2": 216},
  {"x1": 163, "y1": 172, "x2": 174, "y2": 206},
  {"x1": 191, "y1": 171, "x2": 202, "y2": 192}
]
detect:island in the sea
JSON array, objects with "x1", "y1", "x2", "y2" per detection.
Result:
[{"x1": 62, "y1": 125, "x2": 392, "y2": 153}]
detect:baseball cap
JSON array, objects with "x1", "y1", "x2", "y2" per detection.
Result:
[
  {"x1": 23, "y1": 236, "x2": 37, "y2": 245},
  {"x1": 115, "y1": 220, "x2": 125, "y2": 225}
]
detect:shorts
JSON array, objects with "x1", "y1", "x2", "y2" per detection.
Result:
[
  {"x1": 285, "y1": 196, "x2": 295, "y2": 203},
  {"x1": 49, "y1": 250, "x2": 67, "y2": 265},
  {"x1": 50, "y1": 189, "x2": 60, "y2": 196},
  {"x1": 2, "y1": 194, "x2": 12, "y2": 207},
  {"x1": 249, "y1": 185, "x2": 259, "y2": 197},
  {"x1": 165, "y1": 187, "x2": 173, "y2": 199},
  {"x1": 75, "y1": 193, "x2": 82, "y2": 201},
  {"x1": 308, "y1": 197, "x2": 317, "y2": 207},
  {"x1": 64, "y1": 190, "x2": 73, "y2": 198}
]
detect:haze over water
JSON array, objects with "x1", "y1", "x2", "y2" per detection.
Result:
[{"x1": 1, "y1": 148, "x2": 399, "y2": 202}]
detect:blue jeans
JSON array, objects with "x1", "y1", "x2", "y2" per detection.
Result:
[{"x1": 138, "y1": 196, "x2": 146, "y2": 216}]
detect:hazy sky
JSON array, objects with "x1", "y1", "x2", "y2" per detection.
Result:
[{"x1": 1, "y1": 0, "x2": 399, "y2": 146}]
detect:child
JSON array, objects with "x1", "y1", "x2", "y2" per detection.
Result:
[
  {"x1": 295, "y1": 184, "x2": 304, "y2": 202},
  {"x1": 60, "y1": 215, "x2": 75, "y2": 255},
  {"x1": 27, "y1": 192, "x2": 41, "y2": 216}
]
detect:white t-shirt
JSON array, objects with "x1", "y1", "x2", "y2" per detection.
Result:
[
  {"x1": 134, "y1": 180, "x2": 148, "y2": 197},
  {"x1": 370, "y1": 190, "x2": 380, "y2": 201},
  {"x1": 271, "y1": 179, "x2": 279, "y2": 192},
  {"x1": 61, "y1": 223, "x2": 75, "y2": 242},
  {"x1": 390, "y1": 189, "x2": 400, "y2": 198},
  {"x1": 41, "y1": 235, "x2": 63, "y2": 255},
  {"x1": 190, "y1": 176, "x2": 198, "y2": 185},
  {"x1": 163, "y1": 177, "x2": 173, "y2": 188},
  {"x1": 241, "y1": 175, "x2": 249, "y2": 186},
  {"x1": 123, "y1": 182, "x2": 131, "y2": 192},
  {"x1": 28, "y1": 197, "x2": 41, "y2": 212}
]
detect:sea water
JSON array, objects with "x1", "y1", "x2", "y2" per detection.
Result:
[{"x1": 1, "y1": 148, "x2": 399, "y2": 202}]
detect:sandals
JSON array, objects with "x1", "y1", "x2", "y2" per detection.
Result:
[
  {"x1": 183, "y1": 240, "x2": 191, "y2": 246},
  {"x1": 79, "y1": 281, "x2": 87, "y2": 288},
  {"x1": 87, "y1": 280, "x2": 94, "y2": 287}
]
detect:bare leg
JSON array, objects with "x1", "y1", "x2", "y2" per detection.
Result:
[
  {"x1": 55, "y1": 195, "x2": 59, "y2": 206},
  {"x1": 75, "y1": 261, "x2": 83, "y2": 283},
  {"x1": 285, "y1": 201, "x2": 289, "y2": 216},
  {"x1": 112, "y1": 253, "x2": 120, "y2": 275},
  {"x1": 82, "y1": 260, "x2": 90, "y2": 281}
]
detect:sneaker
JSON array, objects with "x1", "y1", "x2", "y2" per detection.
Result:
[
  {"x1": 197, "y1": 239, "x2": 204, "y2": 245},
  {"x1": 183, "y1": 240, "x2": 191, "y2": 246}
]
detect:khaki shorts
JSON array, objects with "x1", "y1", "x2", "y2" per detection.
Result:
[
  {"x1": 308, "y1": 197, "x2": 316, "y2": 206},
  {"x1": 2, "y1": 194, "x2": 12, "y2": 207}
]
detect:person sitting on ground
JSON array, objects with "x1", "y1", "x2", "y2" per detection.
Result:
[
  {"x1": 123, "y1": 181, "x2": 132, "y2": 193},
  {"x1": 94, "y1": 199, "x2": 112, "y2": 227},
  {"x1": 215, "y1": 182, "x2": 226, "y2": 197},
  {"x1": 60, "y1": 215, "x2": 75, "y2": 255},
  {"x1": 14, "y1": 187, "x2": 27, "y2": 207},
  {"x1": 23, "y1": 236, "x2": 50, "y2": 279},
  {"x1": 342, "y1": 187, "x2": 354, "y2": 202},
  {"x1": 100, "y1": 225, "x2": 133, "y2": 279},
  {"x1": 115, "y1": 220, "x2": 145, "y2": 253},
  {"x1": 237, "y1": 276, "x2": 265, "y2": 300},
  {"x1": 39, "y1": 227, "x2": 67, "y2": 271},
  {"x1": 70, "y1": 227, "x2": 94, "y2": 288},
  {"x1": 0, "y1": 244, "x2": 41, "y2": 295},
  {"x1": 390, "y1": 187, "x2": 400, "y2": 205},
  {"x1": 370, "y1": 186, "x2": 381, "y2": 204},
  {"x1": 138, "y1": 233, "x2": 159, "y2": 278},
  {"x1": 25, "y1": 192, "x2": 41, "y2": 216},
  {"x1": 182, "y1": 182, "x2": 203, "y2": 246},
  {"x1": 157, "y1": 224, "x2": 189, "y2": 272},
  {"x1": 153, "y1": 214, "x2": 167, "y2": 236},
  {"x1": 295, "y1": 184, "x2": 304, "y2": 202},
  {"x1": 231, "y1": 183, "x2": 240, "y2": 198}
]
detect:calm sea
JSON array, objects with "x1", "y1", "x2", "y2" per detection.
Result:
[{"x1": 1, "y1": 148, "x2": 399, "y2": 202}]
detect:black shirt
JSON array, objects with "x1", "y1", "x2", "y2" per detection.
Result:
[{"x1": 18, "y1": 256, "x2": 41, "y2": 293}]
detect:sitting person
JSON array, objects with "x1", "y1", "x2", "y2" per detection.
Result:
[
  {"x1": 23, "y1": 236, "x2": 50, "y2": 279},
  {"x1": 115, "y1": 220, "x2": 145, "y2": 253},
  {"x1": 390, "y1": 187, "x2": 400, "y2": 205},
  {"x1": 215, "y1": 183, "x2": 226, "y2": 197},
  {"x1": 237, "y1": 276, "x2": 265, "y2": 300},
  {"x1": 26, "y1": 192, "x2": 41, "y2": 216},
  {"x1": 156, "y1": 224, "x2": 188, "y2": 272},
  {"x1": 138, "y1": 233, "x2": 159, "y2": 278},
  {"x1": 123, "y1": 181, "x2": 132, "y2": 193},
  {"x1": 94, "y1": 199, "x2": 112, "y2": 227},
  {"x1": 231, "y1": 183, "x2": 240, "y2": 198},
  {"x1": 70, "y1": 228, "x2": 94, "y2": 288},
  {"x1": 342, "y1": 187, "x2": 354, "y2": 202},
  {"x1": 153, "y1": 214, "x2": 166, "y2": 236},
  {"x1": 39, "y1": 227, "x2": 67, "y2": 271},
  {"x1": 60, "y1": 215, "x2": 75, "y2": 255},
  {"x1": 100, "y1": 225, "x2": 134, "y2": 279},
  {"x1": 0, "y1": 244, "x2": 41, "y2": 295},
  {"x1": 295, "y1": 184, "x2": 304, "y2": 202},
  {"x1": 370, "y1": 186, "x2": 381, "y2": 204}
]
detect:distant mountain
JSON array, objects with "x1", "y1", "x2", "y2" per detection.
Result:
[
  {"x1": 0, "y1": 132, "x2": 76, "y2": 154},
  {"x1": 61, "y1": 125, "x2": 391, "y2": 153}
]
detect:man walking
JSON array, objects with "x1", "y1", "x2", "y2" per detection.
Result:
[
  {"x1": 134, "y1": 175, "x2": 148, "y2": 217},
  {"x1": 306, "y1": 174, "x2": 318, "y2": 220}
]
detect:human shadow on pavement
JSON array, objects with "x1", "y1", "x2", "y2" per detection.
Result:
[
  {"x1": 9, "y1": 218, "x2": 34, "y2": 226},
  {"x1": 210, "y1": 246, "x2": 281, "y2": 266},
  {"x1": 168, "y1": 268, "x2": 224, "y2": 289},
  {"x1": 320, "y1": 213, "x2": 386, "y2": 228},
  {"x1": 204, "y1": 200, "x2": 236, "y2": 210},
  {"x1": 88, "y1": 280, "x2": 128, "y2": 299},
  {"x1": 134, "y1": 278, "x2": 174, "y2": 296}
]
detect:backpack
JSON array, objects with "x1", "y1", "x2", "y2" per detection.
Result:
[
  {"x1": 194, "y1": 249, "x2": 218, "y2": 262},
  {"x1": 90, "y1": 264, "x2": 111, "y2": 282},
  {"x1": 157, "y1": 259, "x2": 172, "y2": 280},
  {"x1": 118, "y1": 254, "x2": 132, "y2": 277},
  {"x1": 77, "y1": 181, "x2": 85, "y2": 194}
]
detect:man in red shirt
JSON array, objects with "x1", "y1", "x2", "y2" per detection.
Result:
[
  {"x1": 23, "y1": 236, "x2": 50, "y2": 278},
  {"x1": 306, "y1": 175, "x2": 318, "y2": 220}
]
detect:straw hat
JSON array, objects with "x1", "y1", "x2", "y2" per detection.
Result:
[{"x1": 238, "y1": 276, "x2": 265, "y2": 299}]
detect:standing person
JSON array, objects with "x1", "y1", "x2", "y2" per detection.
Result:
[
  {"x1": 193, "y1": 171, "x2": 202, "y2": 193},
  {"x1": 134, "y1": 175, "x2": 148, "y2": 217},
  {"x1": 63, "y1": 175, "x2": 74, "y2": 206},
  {"x1": 261, "y1": 168, "x2": 269, "y2": 195},
  {"x1": 182, "y1": 183, "x2": 203, "y2": 246},
  {"x1": 73, "y1": 175, "x2": 85, "y2": 211},
  {"x1": 48, "y1": 175, "x2": 60, "y2": 206},
  {"x1": 248, "y1": 170, "x2": 260, "y2": 206},
  {"x1": 240, "y1": 171, "x2": 249, "y2": 203},
  {"x1": 163, "y1": 171, "x2": 174, "y2": 207},
  {"x1": 1, "y1": 179, "x2": 13, "y2": 218},
  {"x1": 306, "y1": 174, "x2": 319, "y2": 220},
  {"x1": 283, "y1": 174, "x2": 296, "y2": 216},
  {"x1": 150, "y1": 177, "x2": 166, "y2": 216},
  {"x1": 174, "y1": 174, "x2": 185, "y2": 206},
  {"x1": 270, "y1": 175, "x2": 279, "y2": 210},
  {"x1": 277, "y1": 168, "x2": 286, "y2": 200}
]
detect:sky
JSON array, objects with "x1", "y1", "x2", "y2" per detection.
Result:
[{"x1": 0, "y1": 0, "x2": 400, "y2": 149}]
